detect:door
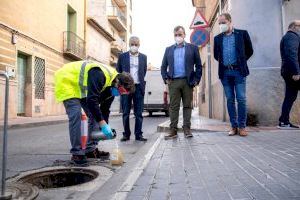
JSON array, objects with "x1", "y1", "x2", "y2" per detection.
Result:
[{"x1": 17, "y1": 54, "x2": 27, "y2": 116}]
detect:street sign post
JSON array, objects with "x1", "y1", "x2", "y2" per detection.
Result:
[
  {"x1": 0, "y1": 71, "x2": 12, "y2": 200},
  {"x1": 189, "y1": 8, "x2": 213, "y2": 118}
]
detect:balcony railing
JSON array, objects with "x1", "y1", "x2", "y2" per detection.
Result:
[
  {"x1": 107, "y1": 6, "x2": 127, "y2": 27},
  {"x1": 63, "y1": 31, "x2": 85, "y2": 60}
]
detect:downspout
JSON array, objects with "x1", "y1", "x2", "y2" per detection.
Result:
[
  {"x1": 281, "y1": 0, "x2": 286, "y2": 36},
  {"x1": 84, "y1": 0, "x2": 87, "y2": 59},
  {"x1": 219, "y1": 0, "x2": 227, "y2": 122}
]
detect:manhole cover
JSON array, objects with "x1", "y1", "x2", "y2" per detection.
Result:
[
  {"x1": 5, "y1": 183, "x2": 39, "y2": 200},
  {"x1": 17, "y1": 168, "x2": 98, "y2": 189}
]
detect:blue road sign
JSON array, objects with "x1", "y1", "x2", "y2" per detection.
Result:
[{"x1": 190, "y1": 28, "x2": 209, "y2": 47}]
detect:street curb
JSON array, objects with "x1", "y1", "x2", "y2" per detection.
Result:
[
  {"x1": 0, "y1": 113, "x2": 122, "y2": 130},
  {"x1": 157, "y1": 125, "x2": 216, "y2": 133},
  {"x1": 157, "y1": 121, "x2": 218, "y2": 133},
  {"x1": 0, "y1": 119, "x2": 69, "y2": 130}
]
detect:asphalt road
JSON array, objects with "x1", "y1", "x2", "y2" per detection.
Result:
[{"x1": 0, "y1": 114, "x2": 168, "y2": 179}]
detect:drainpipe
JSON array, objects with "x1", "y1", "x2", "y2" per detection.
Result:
[
  {"x1": 281, "y1": 0, "x2": 286, "y2": 36},
  {"x1": 208, "y1": 41, "x2": 212, "y2": 118},
  {"x1": 219, "y1": 0, "x2": 227, "y2": 122},
  {"x1": 84, "y1": 0, "x2": 87, "y2": 59}
]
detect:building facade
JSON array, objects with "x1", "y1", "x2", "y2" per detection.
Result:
[
  {"x1": 86, "y1": 0, "x2": 132, "y2": 66},
  {"x1": 192, "y1": 0, "x2": 300, "y2": 125},
  {"x1": 0, "y1": 0, "x2": 132, "y2": 120},
  {"x1": 0, "y1": 0, "x2": 86, "y2": 120},
  {"x1": 86, "y1": 0, "x2": 132, "y2": 111}
]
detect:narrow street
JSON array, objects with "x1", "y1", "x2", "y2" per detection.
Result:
[{"x1": 4, "y1": 114, "x2": 168, "y2": 179}]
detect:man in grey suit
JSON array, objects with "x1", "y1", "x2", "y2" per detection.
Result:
[
  {"x1": 161, "y1": 25, "x2": 202, "y2": 140},
  {"x1": 117, "y1": 36, "x2": 148, "y2": 142}
]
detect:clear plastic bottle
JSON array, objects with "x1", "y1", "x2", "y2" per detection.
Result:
[{"x1": 90, "y1": 129, "x2": 117, "y2": 141}]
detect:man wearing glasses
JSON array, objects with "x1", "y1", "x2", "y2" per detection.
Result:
[
  {"x1": 117, "y1": 36, "x2": 148, "y2": 142},
  {"x1": 161, "y1": 25, "x2": 202, "y2": 140}
]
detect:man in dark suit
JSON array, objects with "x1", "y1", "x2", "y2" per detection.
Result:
[
  {"x1": 214, "y1": 13, "x2": 253, "y2": 137},
  {"x1": 278, "y1": 20, "x2": 300, "y2": 129},
  {"x1": 117, "y1": 36, "x2": 148, "y2": 142},
  {"x1": 161, "y1": 25, "x2": 202, "y2": 140}
]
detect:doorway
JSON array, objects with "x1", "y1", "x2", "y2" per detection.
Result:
[{"x1": 17, "y1": 53, "x2": 29, "y2": 116}]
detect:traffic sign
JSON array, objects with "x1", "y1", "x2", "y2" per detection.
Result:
[
  {"x1": 190, "y1": 9, "x2": 209, "y2": 29},
  {"x1": 190, "y1": 28, "x2": 209, "y2": 47}
]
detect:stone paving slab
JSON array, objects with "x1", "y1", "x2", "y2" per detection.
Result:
[{"x1": 126, "y1": 130, "x2": 300, "y2": 200}]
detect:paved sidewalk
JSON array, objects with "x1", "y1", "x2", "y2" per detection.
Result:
[
  {"x1": 127, "y1": 130, "x2": 300, "y2": 200},
  {"x1": 125, "y1": 109, "x2": 300, "y2": 200},
  {"x1": 157, "y1": 109, "x2": 278, "y2": 133}
]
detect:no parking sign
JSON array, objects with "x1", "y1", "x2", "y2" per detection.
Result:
[{"x1": 190, "y1": 28, "x2": 209, "y2": 47}]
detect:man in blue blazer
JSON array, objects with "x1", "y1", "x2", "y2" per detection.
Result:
[
  {"x1": 214, "y1": 13, "x2": 253, "y2": 137},
  {"x1": 117, "y1": 36, "x2": 148, "y2": 142},
  {"x1": 161, "y1": 25, "x2": 202, "y2": 140}
]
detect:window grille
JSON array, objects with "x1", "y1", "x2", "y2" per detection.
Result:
[{"x1": 34, "y1": 57, "x2": 45, "y2": 99}]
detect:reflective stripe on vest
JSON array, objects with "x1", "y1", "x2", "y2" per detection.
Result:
[
  {"x1": 79, "y1": 62, "x2": 88, "y2": 98},
  {"x1": 78, "y1": 62, "x2": 115, "y2": 96}
]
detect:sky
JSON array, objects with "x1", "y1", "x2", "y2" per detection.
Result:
[{"x1": 132, "y1": 0, "x2": 196, "y2": 68}]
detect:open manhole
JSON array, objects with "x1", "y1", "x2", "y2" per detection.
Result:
[{"x1": 17, "y1": 168, "x2": 99, "y2": 189}]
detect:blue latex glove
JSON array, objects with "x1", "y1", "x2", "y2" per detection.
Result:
[
  {"x1": 100, "y1": 123, "x2": 113, "y2": 139},
  {"x1": 111, "y1": 87, "x2": 120, "y2": 96}
]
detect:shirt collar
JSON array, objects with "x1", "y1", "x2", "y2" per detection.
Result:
[
  {"x1": 223, "y1": 28, "x2": 235, "y2": 36},
  {"x1": 129, "y1": 51, "x2": 139, "y2": 57},
  {"x1": 175, "y1": 41, "x2": 186, "y2": 48}
]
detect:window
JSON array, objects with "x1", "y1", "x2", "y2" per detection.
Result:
[
  {"x1": 34, "y1": 57, "x2": 45, "y2": 99},
  {"x1": 67, "y1": 5, "x2": 77, "y2": 34}
]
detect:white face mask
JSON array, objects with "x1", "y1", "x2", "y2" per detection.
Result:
[
  {"x1": 130, "y1": 46, "x2": 139, "y2": 53},
  {"x1": 296, "y1": 27, "x2": 300, "y2": 36},
  {"x1": 175, "y1": 36, "x2": 184, "y2": 44},
  {"x1": 219, "y1": 24, "x2": 229, "y2": 33}
]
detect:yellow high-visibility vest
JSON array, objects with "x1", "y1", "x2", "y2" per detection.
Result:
[{"x1": 55, "y1": 61, "x2": 118, "y2": 102}]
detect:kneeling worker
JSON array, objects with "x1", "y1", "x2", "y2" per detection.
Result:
[{"x1": 55, "y1": 60, "x2": 135, "y2": 165}]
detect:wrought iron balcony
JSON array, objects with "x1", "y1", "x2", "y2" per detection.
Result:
[
  {"x1": 63, "y1": 31, "x2": 85, "y2": 60},
  {"x1": 107, "y1": 6, "x2": 127, "y2": 32}
]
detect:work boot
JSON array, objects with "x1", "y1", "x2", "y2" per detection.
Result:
[
  {"x1": 183, "y1": 128, "x2": 193, "y2": 138},
  {"x1": 86, "y1": 148, "x2": 110, "y2": 160},
  {"x1": 71, "y1": 155, "x2": 88, "y2": 166},
  {"x1": 228, "y1": 127, "x2": 238, "y2": 136},
  {"x1": 164, "y1": 129, "x2": 178, "y2": 140},
  {"x1": 239, "y1": 128, "x2": 248, "y2": 137}
]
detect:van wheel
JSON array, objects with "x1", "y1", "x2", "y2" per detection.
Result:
[
  {"x1": 149, "y1": 111, "x2": 153, "y2": 116},
  {"x1": 165, "y1": 111, "x2": 169, "y2": 117}
]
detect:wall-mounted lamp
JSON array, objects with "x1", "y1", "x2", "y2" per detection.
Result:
[{"x1": 11, "y1": 31, "x2": 18, "y2": 45}]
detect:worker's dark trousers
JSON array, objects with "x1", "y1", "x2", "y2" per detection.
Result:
[
  {"x1": 63, "y1": 98, "x2": 98, "y2": 156},
  {"x1": 63, "y1": 88, "x2": 114, "y2": 156}
]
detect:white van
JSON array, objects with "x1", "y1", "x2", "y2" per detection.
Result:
[{"x1": 144, "y1": 69, "x2": 169, "y2": 116}]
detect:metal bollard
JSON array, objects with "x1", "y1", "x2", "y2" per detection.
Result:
[{"x1": 0, "y1": 71, "x2": 12, "y2": 200}]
